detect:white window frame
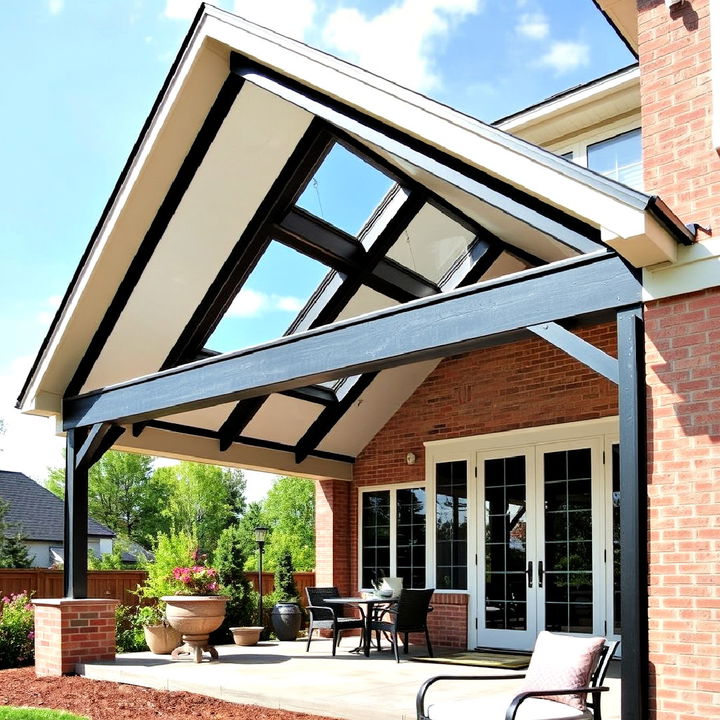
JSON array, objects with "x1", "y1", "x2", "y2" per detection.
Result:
[{"x1": 357, "y1": 481, "x2": 428, "y2": 591}]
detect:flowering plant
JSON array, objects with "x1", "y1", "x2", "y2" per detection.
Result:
[
  {"x1": 169, "y1": 565, "x2": 221, "y2": 595},
  {"x1": 0, "y1": 592, "x2": 35, "y2": 669}
]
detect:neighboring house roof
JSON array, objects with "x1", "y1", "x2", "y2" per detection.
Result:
[{"x1": 0, "y1": 470, "x2": 115, "y2": 543}]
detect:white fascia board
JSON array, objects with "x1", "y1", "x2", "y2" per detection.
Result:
[
  {"x1": 601, "y1": 212, "x2": 679, "y2": 266},
  {"x1": 202, "y1": 10, "x2": 663, "y2": 245},
  {"x1": 19, "y1": 19, "x2": 216, "y2": 415},
  {"x1": 495, "y1": 66, "x2": 640, "y2": 135},
  {"x1": 643, "y1": 237, "x2": 720, "y2": 300}
]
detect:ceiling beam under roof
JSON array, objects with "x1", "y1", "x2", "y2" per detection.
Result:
[{"x1": 63, "y1": 252, "x2": 641, "y2": 430}]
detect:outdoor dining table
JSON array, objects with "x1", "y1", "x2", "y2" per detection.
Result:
[{"x1": 324, "y1": 596, "x2": 398, "y2": 657}]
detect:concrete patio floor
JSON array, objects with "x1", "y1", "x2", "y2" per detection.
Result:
[{"x1": 78, "y1": 639, "x2": 621, "y2": 720}]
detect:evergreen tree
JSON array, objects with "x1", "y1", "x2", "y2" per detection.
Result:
[
  {"x1": 0, "y1": 500, "x2": 32, "y2": 568},
  {"x1": 273, "y1": 549, "x2": 299, "y2": 603}
]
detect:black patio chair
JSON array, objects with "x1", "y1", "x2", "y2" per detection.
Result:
[
  {"x1": 305, "y1": 586, "x2": 365, "y2": 656},
  {"x1": 416, "y1": 634, "x2": 619, "y2": 720},
  {"x1": 371, "y1": 587, "x2": 434, "y2": 662}
]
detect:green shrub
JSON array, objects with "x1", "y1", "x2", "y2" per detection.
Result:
[
  {"x1": 272, "y1": 549, "x2": 299, "y2": 603},
  {"x1": 210, "y1": 525, "x2": 258, "y2": 643},
  {"x1": 0, "y1": 709, "x2": 89, "y2": 720},
  {"x1": 0, "y1": 592, "x2": 34, "y2": 669},
  {"x1": 136, "y1": 529, "x2": 197, "y2": 601},
  {"x1": 114, "y1": 604, "x2": 147, "y2": 653}
]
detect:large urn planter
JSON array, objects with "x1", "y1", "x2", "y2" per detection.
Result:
[
  {"x1": 230, "y1": 626, "x2": 264, "y2": 646},
  {"x1": 162, "y1": 595, "x2": 228, "y2": 662},
  {"x1": 143, "y1": 623, "x2": 182, "y2": 654},
  {"x1": 270, "y1": 602, "x2": 302, "y2": 641}
]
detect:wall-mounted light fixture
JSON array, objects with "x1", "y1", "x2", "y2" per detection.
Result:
[
  {"x1": 406, "y1": 452, "x2": 416, "y2": 465},
  {"x1": 665, "y1": 0, "x2": 684, "y2": 8}
]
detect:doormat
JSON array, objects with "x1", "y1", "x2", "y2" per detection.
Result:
[{"x1": 410, "y1": 651, "x2": 530, "y2": 669}]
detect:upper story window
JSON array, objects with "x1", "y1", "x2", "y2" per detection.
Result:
[{"x1": 587, "y1": 128, "x2": 642, "y2": 190}]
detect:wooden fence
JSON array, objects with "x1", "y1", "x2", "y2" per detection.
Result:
[{"x1": 0, "y1": 569, "x2": 316, "y2": 607}]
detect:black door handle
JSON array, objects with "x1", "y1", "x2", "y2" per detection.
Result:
[
  {"x1": 538, "y1": 561, "x2": 544, "y2": 588},
  {"x1": 526, "y1": 561, "x2": 533, "y2": 588}
]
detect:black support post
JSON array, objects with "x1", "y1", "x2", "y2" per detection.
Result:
[
  {"x1": 616, "y1": 306, "x2": 648, "y2": 720},
  {"x1": 64, "y1": 427, "x2": 89, "y2": 599}
]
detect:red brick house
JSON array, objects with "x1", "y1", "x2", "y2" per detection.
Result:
[{"x1": 18, "y1": 2, "x2": 719, "y2": 718}]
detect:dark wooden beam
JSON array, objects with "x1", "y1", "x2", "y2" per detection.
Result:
[
  {"x1": 528, "y1": 322, "x2": 619, "y2": 384},
  {"x1": 295, "y1": 373, "x2": 378, "y2": 463},
  {"x1": 280, "y1": 385, "x2": 336, "y2": 406},
  {"x1": 64, "y1": 427, "x2": 88, "y2": 598},
  {"x1": 66, "y1": 74, "x2": 245, "y2": 396},
  {"x1": 234, "y1": 62, "x2": 604, "y2": 256},
  {"x1": 617, "y1": 306, "x2": 648, "y2": 720},
  {"x1": 63, "y1": 253, "x2": 641, "y2": 429},
  {"x1": 162, "y1": 119, "x2": 334, "y2": 369},
  {"x1": 76, "y1": 423, "x2": 126, "y2": 473},
  {"x1": 145, "y1": 420, "x2": 354, "y2": 465},
  {"x1": 218, "y1": 396, "x2": 266, "y2": 451}
]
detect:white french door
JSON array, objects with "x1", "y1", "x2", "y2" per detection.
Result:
[{"x1": 476, "y1": 438, "x2": 606, "y2": 651}]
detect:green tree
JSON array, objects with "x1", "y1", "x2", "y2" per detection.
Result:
[
  {"x1": 136, "y1": 529, "x2": 198, "y2": 601},
  {"x1": 0, "y1": 500, "x2": 32, "y2": 569},
  {"x1": 157, "y1": 462, "x2": 246, "y2": 555},
  {"x1": 272, "y1": 549, "x2": 299, "y2": 603},
  {"x1": 46, "y1": 451, "x2": 167, "y2": 546},
  {"x1": 260, "y1": 476, "x2": 315, "y2": 572}
]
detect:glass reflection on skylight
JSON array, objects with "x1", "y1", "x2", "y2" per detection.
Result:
[
  {"x1": 296, "y1": 143, "x2": 395, "y2": 236},
  {"x1": 205, "y1": 242, "x2": 329, "y2": 353},
  {"x1": 386, "y1": 204, "x2": 477, "y2": 284}
]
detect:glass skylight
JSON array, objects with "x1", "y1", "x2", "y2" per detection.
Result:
[
  {"x1": 386, "y1": 204, "x2": 477, "y2": 284},
  {"x1": 296, "y1": 143, "x2": 395, "y2": 236},
  {"x1": 205, "y1": 242, "x2": 329, "y2": 353}
]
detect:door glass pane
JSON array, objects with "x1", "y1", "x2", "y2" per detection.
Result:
[
  {"x1": 484, "y1": 456, "x2": 527, "y2": 630},
  {"x1": 397, "y1": 487, "x2": 426, "y2": 588},
  {"x1": 362, "y1": 490, "x2": 390, "y2": 588},
  {"x1": 544, "y1": 449, "x2": 593, "y2": 633},
  {"x1": 612, "y1": 443, "x2": 621, "y2": 634},
  {"x1": 436, "y1": 461, "x2": 467, "y2": 590}
]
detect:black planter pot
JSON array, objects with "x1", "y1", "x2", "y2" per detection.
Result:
[{"x1": 270, "y1": 602, "x2": 302, "y2": 641}]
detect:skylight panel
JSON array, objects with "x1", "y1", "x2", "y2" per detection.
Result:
[
  {"x1": 386, "y1": 204, "x2": 477, "y2": 284},
  {"x1": 296, "y1": 143, "x2": 395, "y2": 236},
  {"x1": 206, "y1": 242, "x2": 329, "y2": 354}
]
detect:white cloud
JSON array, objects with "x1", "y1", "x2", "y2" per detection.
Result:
[
  {"x1": 48, "y1": 0, "x2": 64, "y2": 15},
  {"x1": 233, "y1": 0, "x2": 317, "y2": 41},
  {"x1": 538, "y1": 41, "x2": 589, "y2": 75},
  {"x1": 0, "y1": 356, "x2": 64, "y2": 483},
  {"x1": 227, "y1": 288, "x2": 306, "y2": 318},
  {"x1": 321, "y1": 0, "x2": 483, "y2": 93},
  {"x1": 36, "y1": 295, "x2": 62, "y2": 327},
  {"x1": 163, "y1": 0, "x2": 202, "y2": 20},
  {"x1": 517, "y1": 12, "x2": 549, "y2": 40}
]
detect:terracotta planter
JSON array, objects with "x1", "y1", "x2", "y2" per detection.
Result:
[
  {"x1": 230, "y1": 626, "x2": 264, "y2": 646},
  {"x1": 162, "y1": 595, "x2": 228, "y2": 663},
  {"x1": 143, "y1": 623, "x2": 182, "y2": 654}
]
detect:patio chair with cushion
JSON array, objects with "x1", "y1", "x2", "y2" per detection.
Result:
[
  {"x1": 371, "y1": 587, "x2": 435, "y2": 662},
  {"x1": 305, "y1": 586, "x2": 366, "y2": 656},
  {"x1": 417, "y1": 632, "x2": 619, "y2": 720}
]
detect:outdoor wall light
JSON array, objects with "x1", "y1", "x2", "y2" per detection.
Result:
[
  {"x1": 406, "y1": 452, "x2": 416, "y2": 465},
  {"x1": 664, "y1": 0, "x2": 684, "y2": 9}
]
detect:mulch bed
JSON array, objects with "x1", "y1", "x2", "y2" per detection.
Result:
[{"x1": 0, "y1": 668, "x2": 336, "y2": 720}]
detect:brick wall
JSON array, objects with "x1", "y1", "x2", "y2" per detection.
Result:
[
  {"x1": 348, "y1": 323, "x2": 617, "y2": 648},
  {"x1": 315, "y1": 479, "x2": 352, "y2": 593},
  {"x1": 639, "y1": 0, "x2": 720, "y2": 230},
  {"x1": 645, "y1": 289, "x2": 720, "y2": 719}
]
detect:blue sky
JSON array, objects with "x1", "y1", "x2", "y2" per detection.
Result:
[{"x1": 0, "y1": 0, "x2": 633, "y2": 486}]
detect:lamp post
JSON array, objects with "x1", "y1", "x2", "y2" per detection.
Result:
[{"x1": 254, "y1": 526, "x2": 269, "y2": 627}]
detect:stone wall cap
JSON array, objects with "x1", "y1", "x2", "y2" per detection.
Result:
[{"x1": 32, "y1": 598, "x2": 120, "y2": 607}]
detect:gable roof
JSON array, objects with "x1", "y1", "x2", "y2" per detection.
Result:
[
  {"x1": 0, "y1": 470, "x2": 115, "y2": 543},
  {"x1": 17, "y1": 5, "x2": 689, "y2": 481}
]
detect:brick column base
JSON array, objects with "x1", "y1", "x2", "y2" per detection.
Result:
[{"x1": 32, "y1": 598, "x2": 118, "y2": 676}]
